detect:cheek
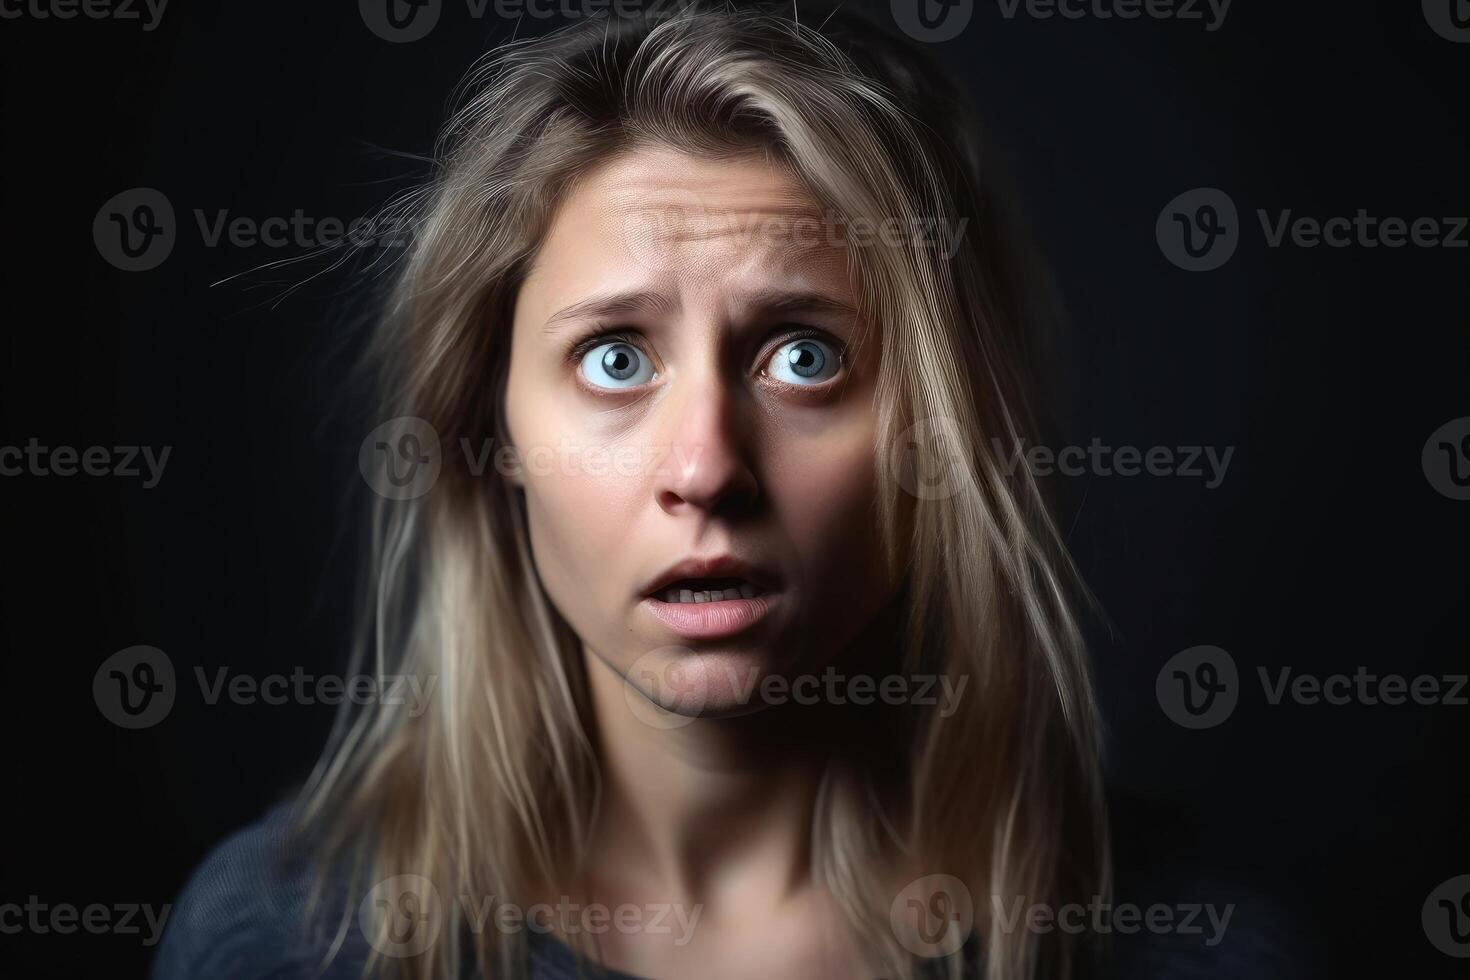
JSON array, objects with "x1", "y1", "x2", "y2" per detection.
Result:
[
  {"x1": 515, "y1": 429, "x2": 648, "y2": 646},
  {"x1": 765, "y1": 412, "x2": 887, "y2": 607}
]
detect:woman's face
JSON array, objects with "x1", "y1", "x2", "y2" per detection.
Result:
[{"x1": 504, "y1": 145, "x2": 896, "y2": 716}]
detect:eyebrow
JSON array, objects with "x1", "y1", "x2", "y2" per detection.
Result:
[
  {"x1": 542, "y1": 290, "x2": 677, "y2": 333},
  {"x1": 542, "y1": 286, "x2": 858, "y2": 334}
]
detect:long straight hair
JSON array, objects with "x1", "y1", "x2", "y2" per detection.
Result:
[{"x1": 297, "y1": 5, "x2": 1109, "y2": 979}]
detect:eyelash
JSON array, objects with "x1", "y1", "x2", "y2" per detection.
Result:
[{"x1": 564, "y1": 324, "x2": 846, "y2": 380}]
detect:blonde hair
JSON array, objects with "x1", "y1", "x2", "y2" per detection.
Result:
[{"x1": 298, "y1": 5, "x2": 1109, "y2": 979}]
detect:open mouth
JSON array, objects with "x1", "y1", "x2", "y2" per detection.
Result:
[{"x1": 650, "y1": 577, "x2": 772, "y2": 604}]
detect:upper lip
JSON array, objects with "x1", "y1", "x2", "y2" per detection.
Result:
[{"x1": 640, "y1": 555, "x2": 782, "y2": 598}]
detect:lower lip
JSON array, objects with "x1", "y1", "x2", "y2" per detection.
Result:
[{"x1": 640, "y1": 591, "x2": 781, "y2": 640}]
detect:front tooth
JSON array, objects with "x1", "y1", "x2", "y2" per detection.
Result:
[
  {"x1": 738, "y1": 584, "x2": 755, "y2": 599},
  {"x1": 694, "y1": 591, "x2": 708, "y2": 602},
  {"x1": 679, "y1": 588, "x2": 694, "y2": 603},
  {"x1": 723, "y1": 587, "x2": 740, "y2": 600}
]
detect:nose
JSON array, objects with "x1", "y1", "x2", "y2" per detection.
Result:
[{"x1": 653, "y1": 371, "x2": 760, "y2": 519}]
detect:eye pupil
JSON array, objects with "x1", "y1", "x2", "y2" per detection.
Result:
[{"x1": 787, "y1": 342, "x2": 824, "y2": 378}]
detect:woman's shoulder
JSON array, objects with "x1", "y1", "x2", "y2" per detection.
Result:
[{"x1": 151, "y1": 801, "x2": 370, "y2": 980}]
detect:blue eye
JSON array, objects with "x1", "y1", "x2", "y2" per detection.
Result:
[
  {"x1": 766, "y1": 338, "x2": 839, "y2": 385},
  {"x1": 580, "y1": 341, "x2": 655, "y2": 389}
]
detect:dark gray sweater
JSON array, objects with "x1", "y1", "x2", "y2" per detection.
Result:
[{"x1": 151, "y1": 802, "x2": 1296, "y2": 979}]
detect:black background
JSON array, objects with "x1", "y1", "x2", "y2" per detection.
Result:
[{"x1": 1, "y1": 0, "x2": 1466, "y2": 977}]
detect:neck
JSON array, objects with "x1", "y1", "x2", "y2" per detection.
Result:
[
  {"x1": 576, "y1": 593, "x2": 909, "y2": 911},
  {"x1": 582, "y1": 656, "x2": 827, "y2": 904},
  {"x1": 573, "y1": 590, "x2": 905, "y2": 922}
]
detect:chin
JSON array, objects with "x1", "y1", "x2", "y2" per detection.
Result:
[{"x1": 635, "y1": 645, "x2": 790, "y2": 719}]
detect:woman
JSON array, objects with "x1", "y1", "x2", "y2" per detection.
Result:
[{"x1": 154, "y1": 4, "x2": 1108, "y2": 979}]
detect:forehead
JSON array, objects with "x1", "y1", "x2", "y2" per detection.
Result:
[{"x1": 519, "y1": 145, "x2": 854, "y2": 316}]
